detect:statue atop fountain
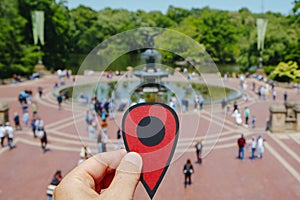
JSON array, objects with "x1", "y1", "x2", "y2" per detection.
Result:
[
  {"x1": 146, "y1": 32, "x2": 160, "y2": 49},
  {"x1": 134, "y1": 33, "x2": 168, "y2": 83}
]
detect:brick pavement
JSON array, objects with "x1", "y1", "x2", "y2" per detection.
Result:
[{"x1": 0, "y1": 74, "x2": 299, "y2": 199}]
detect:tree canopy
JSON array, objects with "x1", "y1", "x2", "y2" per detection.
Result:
[
  {"x1": 270, "y1": 61, "x2": 300, "y2": 82},
  {"x1": 0, "y1": 0, "x2": 299, "y2": 80}
]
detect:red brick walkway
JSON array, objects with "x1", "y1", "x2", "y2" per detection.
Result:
[{"x1": 0, "y1": 74, "x2": 299, "y2": 199}]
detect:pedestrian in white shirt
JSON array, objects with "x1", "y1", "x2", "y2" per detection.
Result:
[
  {"x1": 250, "y1": 136, "x2": 256, "y2": 159},
  {"x1": 4, "y1": 122, "x2": 14, "y2": 149},
  {"x1": 35, "y1": 117, "x2": 44, "y2": 131},
  {"x1": 257, "y1": 135, "x2": 264, "y2": 158}
]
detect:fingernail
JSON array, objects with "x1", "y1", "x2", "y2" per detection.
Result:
[{"x1": 122, "y1": 152, "x2": 143, "y2": 171}]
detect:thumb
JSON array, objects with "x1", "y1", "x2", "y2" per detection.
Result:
[{"x1": 101, "y1": 152, "x2": 142, "y2": 199}]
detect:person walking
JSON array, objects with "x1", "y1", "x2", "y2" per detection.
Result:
[
  {"x1": 38, "y1": 87, "x2": 43, "y2": 98},
  {"x1": 283, "y1": 91, "x2": 288, "y2": 103},
  {"x1": 250, "y1": 136, "x2": 256, "y2": 160},
  {"x1": 221, "y1": 98, "x2": 227, "y2": 114},
  {"x1": 79, "y1": 145, "x2": 92, "y2": 165},
  {"x1": 46, "y1": 170, "x2": 63, "y2": 200},
  {"x1": 183, "y1": 159, "x2": 194, "y2": 188},
  {"x1": 101, "y1": 119, "x2": 108, "y2": 136},
  {"x1": 237, "y1": 134, "x2": 246, "y2": 160},
  {"x1": 4, "y1": 122, "x2": 14, "y2": 149},
  {"x1": 23, "y1": 111, "x2": 29, "y2": 128},
  {"x1": 102, "y1": 132, "x2": 108, "y2": 152},
  {"x1": 85, "y1": 110, "x2": 90, "y2": 126},
  {"x1": 104, "y1": 99, "x2": 110, "y2": 114},
  {"x1": 97, "y1": 132, "x2": 103, "y2": 153},
  {"x1": 21, "y1": 102, "x2": 28, "y2": 113},
  {"x1": 271, "y1": 82, "x2": 275, "y2": 91},
  {"x1": 100, "y1": 119, "x2": 108, "y2": 152},
  {"x1": 40, "y1": 128, "x2": 48, "y2": 153},
  {"x1": 232, "y1": 109, "x2": 242, "y2": 125},
  {"x1": 27, "y1": 90, "x2": 33, "y2": 104},
  {"x1": 13, "y1": 112, "x2": 22, "y2": 130},
  {"x1": 31, "y1": 101, "x2": 38, "y2": 117},
  {"x1": 171, "y1": 96, "x2": 177, "y2": 110},
  {"x1": 116, "y1": 128, "x2": 122, "y2": 150},
  {"x1": 194, "y1": 96, "x2": 199, "y2": 110},
  {"x1": 31, "y1": 117, "x2": 37, "y2": 138},
  {"x1": 258, "y1": 86, "x2": 262, "y2": 100},
  {"x1": 18, "y1": 93, "x2": 25, "y2": 106},
  {"x1": 57, "y1": 94, "x2": 63, "y2": 110},
  {"x1": 257, "y1": 135, "x2": 265, "y2": 159},
  {"x1": 35, "y1": 117, "x2": 44, "y2": 132},
  {"x1": 244, "y1": 107, "x2": 250, "y2": 126},
  {"x1": 0, "y1": 124, "x2": 5, "y2": 147},
  {"x1": 184, "y1": 98, "x2": 189, "y2": 112},
  {"x1": 63, "y1": 90, "x2": 69, "y2": 101},
  {"x1": 251, "y1": 116, "x2": 256, "y2": 128},
  {"x1": 198, "y1": 96, "x2": 204, "y2": 111},
  {"x1": 88, "y1": 121, "x2": 96, "y2": 140},
  {"x1": 109, "y1": 98, "x2": 116, "y2": 119},
  {"x1": 80, "y1": 145, "x2": 91, "y2": 158},
  {"x1": 195, "y1": 140, "x2": 203, "y2": 164},
  {"x1": 224, "y1": 72, "x2": 228, "y2": 81},
  {"x1": 181, "y1": 98, "x2": 187, "y2": 112},
  {"x1": 233, "y1": 101, "x2": 238, "y2": 113}
]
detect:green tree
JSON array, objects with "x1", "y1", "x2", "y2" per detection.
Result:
[
  {"x1": 270, "y1": 61, "x2": 300, "y2": 82},
  {"x1": 68, "y1": 6, "x2": 97, "y2": 54},
  {"x1": 234, "y1": 8, "x2": 257, "y2": 70},
  {"x1": 166, "y1": 6, "x2": 191, "y2": 24},
  {"x1": 293, "y1": 0, "x2": 300, "y2": 14},
  {"x1": 1, "y1": 2, "x2": 299, "y2": 77},
  {"x1": 195, "y1": 8, "x2": 238, "y2": 64},
  {"x1": 0, "y1": 0, "x2": 41, "y2": 79},
  {"x1": 236, "y1": 9, "x2": 300, "y2": 71},
  {"x1": 285, "y1": 1, "x2": 300, "y2": 64},
  {"x1": 146, "y1": 11, "x2": 175, "y2": 28},
  {"x1": 174, "y1": 15, "x2": 202, "y2": 41},
  {"x1": 18, "y1": 0, "x2": 70, "y2": 70}
]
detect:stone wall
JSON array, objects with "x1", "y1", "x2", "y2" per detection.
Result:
[
  {"x1": 0, "y1": 101, "x2": 9, "y2": 125},
  {"x1": 269, "y1": 101, "x2": 300, "y2": 133},
  {"x1": 295, "y1": 104, "x2": 300, "y2": 132}
]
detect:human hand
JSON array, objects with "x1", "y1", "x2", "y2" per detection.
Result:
[{"x1": 54, "y1": 149, "x2": 142, "y2": 200}]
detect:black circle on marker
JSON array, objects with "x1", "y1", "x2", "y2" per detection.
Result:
[{"x1": 137, "y1": 116, "x2": 165, "y2": 147}]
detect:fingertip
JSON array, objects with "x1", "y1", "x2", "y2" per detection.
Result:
[{"x1": 122, "y1": 152, "x2": 143, "y2": 172}]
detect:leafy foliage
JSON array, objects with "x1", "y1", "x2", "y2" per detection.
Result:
[
  {"x1": 270, "y1": 61, "x2": 300, "y2": 82},
  {"x1": 0, "y1": 2, "x2": 299, "y2": 81}
]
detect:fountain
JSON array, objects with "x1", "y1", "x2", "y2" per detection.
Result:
[
  {"x1": 134, "y1": 49, "x2": 168, "y2": 84},
  {"x1": 134, "y1": 32, "x2": 169, "y2": 84},
  {"x1": 68, "y1": 31, "x2": 240, "y2": 108},
  {"x1": 131, "y1": 33, "x2": 171, "y2": 103}
]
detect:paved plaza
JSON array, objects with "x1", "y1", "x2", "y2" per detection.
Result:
[{"x1": 0, "y1": 74, "x2": 299, "y2": 199}]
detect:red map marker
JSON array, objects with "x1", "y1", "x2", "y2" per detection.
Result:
[{"x1": 122, "y1": 103, "x2": 179, "y2": 199}]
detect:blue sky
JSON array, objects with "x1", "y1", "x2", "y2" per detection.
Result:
[{"x1": 67, "y1": 0, "x2": 294, "y2": 15}]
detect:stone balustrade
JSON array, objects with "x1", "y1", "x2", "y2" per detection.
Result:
[
  {"x1": 0, "y1": 101, "x2": 9, "y2": 125},
  {"x1": 269, "y1": 101, "x2": 300, "y2": 133}
]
